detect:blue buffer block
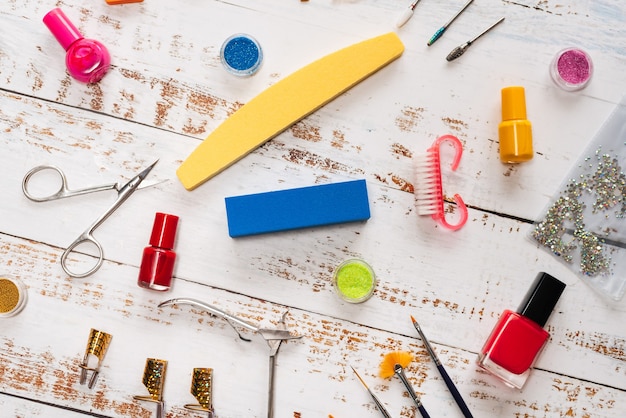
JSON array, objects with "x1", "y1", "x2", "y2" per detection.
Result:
[{"x1": 225, "y1": 179, "x2": 371, "y2": 237}]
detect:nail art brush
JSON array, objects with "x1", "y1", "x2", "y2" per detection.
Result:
[
  {"x1": 427, "y1": 0, "x2": 474, "y2": 46},
  {"x1": 379, "y1": 351, "x2": 431, "y2": 418},
  {"x1": 410, "y1": 315, "x2": 473, "y2": 418},
  {"x1": 396, "y1": 0, "x2": 421, "y2": 28},
  {"x1": 446, "y1": 17, "x2": 505, "y2": 61},
  {"x1": 351, "y1": 366, "x2": 392, "y2": 418}
]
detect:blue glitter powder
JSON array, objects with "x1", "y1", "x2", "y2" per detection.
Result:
[{"x1": 220, "y1": 34, "x2": 263, "y2": 76}]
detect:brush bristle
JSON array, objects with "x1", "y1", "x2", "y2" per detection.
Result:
[
  {"x1": 379, "y1": 351, "x2": 414, "y2": 378},
  {"x1": 413, "y1": 151, "x2": 442, "y2": 216}
]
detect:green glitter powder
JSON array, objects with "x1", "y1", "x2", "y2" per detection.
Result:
[{"x1": 334, "y1": 259, "x2": 376, "y2": 303}]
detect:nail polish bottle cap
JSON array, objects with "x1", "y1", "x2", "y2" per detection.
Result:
[
  {"x1": 501, "y1": 86, "x2": 527, "y2": 121},
  {"x1": 516, "y1": 272, "x2": 566, "y2": 327},
  {"x1": 149, "y1": 212, "x2": 179, "y2": 249},
  {"x1": 43, "y1": 8, "x2": 83, "y2": 51}
]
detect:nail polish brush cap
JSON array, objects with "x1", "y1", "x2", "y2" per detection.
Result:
[
  {"x1": 501, "y1": 86, "x2": 527, "y2": 121},
  {"x1": 149, "y1": 213, "x2": 179, "y2": 249},
  {"x1": 43, "y1": 8, "x2": 83, "y2": 51},
  {"x1": 516, "y1": 272, "x2": 566, "y2": 327}
]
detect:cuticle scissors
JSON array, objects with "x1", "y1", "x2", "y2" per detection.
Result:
[{"x1": 22, "y1": 160, "x2": 160, "y2": 278}]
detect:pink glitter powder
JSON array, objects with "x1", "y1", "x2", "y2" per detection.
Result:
[
  {"x1": 557, "y1": 49, "x2": 590, "y2": 83},
  {"x1": 550, "y1": 47, "x2": 593, "y2": 91}
]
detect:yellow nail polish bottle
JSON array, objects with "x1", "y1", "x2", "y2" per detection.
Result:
[{"x1": 499, "y1": 86, "x2": 533, "y2": 163}]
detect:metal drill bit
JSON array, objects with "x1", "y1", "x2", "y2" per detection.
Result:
[
  {"x1": 427, "y1": 0, "x2": 474, "y2": 46},
  {"x1": 446, "y1": 17, "x2": 505, "y2": 61}
]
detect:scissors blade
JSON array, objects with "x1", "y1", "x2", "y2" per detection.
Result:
[
  {"x1": 86, "y1": 160, "x2": 159, "y2": 235},
  {"x1": 259, "y1": 329, "x2": 301, "y2": 341},
  {"x1": 267, "y1": 312, "x2": 289, "y2": 354},
  {"x1": 119, "y1": 160, "x2": 159, "y2": 191},
  {"x1": 136, "y1": 178, "x2": 169, "y2": 190}
]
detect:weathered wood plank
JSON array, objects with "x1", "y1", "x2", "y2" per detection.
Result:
[{"x1": 1, "y1": 234, "x2": 624, "y2": 417}]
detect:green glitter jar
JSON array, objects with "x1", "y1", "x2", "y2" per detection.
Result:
[{"x1": 333, "y1": 259, "x2": 376, "y2": 303}]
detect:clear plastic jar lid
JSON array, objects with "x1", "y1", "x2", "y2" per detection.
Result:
[
  {"x1": 333, "y1": 259, "x2": 376, "y2": 303},
  {"x1": 0, "y1": 275, "x2": 28, "y2": 317}
]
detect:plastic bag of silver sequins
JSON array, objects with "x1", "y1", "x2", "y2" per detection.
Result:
[{"x1": 530, "y1": 96, "x2": 626, "y2": 301}]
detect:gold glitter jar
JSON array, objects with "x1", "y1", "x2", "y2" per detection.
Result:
[{"x1": 0, "y1": 275, "x2": 28, "y2": 318}]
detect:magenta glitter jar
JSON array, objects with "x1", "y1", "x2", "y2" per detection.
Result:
[{"x1": 550, "y1": 47, "x2": 593, "y2": 92}]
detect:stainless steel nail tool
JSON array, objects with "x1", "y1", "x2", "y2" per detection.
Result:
[
  {"x1": 158, "y1": 297, "x2": 302, "y2": 418},
  {"x1": 427, "y1": 0, "x2": 474, "y2": 46},
  {"x1": 446, "y1": 17, "x2": 505, "y2": 61},
  {"x1": 23, "y1": 160, "x2": 161, "y2": 278},
  {"x1": 158, "y1": 297, "x2": 297, "y2": 342},
  {"x1": 266, "y1": 311, "x2": 289, "y2": 418}
]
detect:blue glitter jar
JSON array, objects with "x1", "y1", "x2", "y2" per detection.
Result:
[{"x1": 220, "y1": 34, "x2": 263, "y2": 77}]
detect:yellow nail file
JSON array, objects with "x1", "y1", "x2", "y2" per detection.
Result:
[{"x1": 177, "y1": 32, "x2": 405, "y2": 190}]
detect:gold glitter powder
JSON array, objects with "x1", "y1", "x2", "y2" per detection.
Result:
[{"x1": 0, "y1": 278, "x2": 20, "y2": 313}]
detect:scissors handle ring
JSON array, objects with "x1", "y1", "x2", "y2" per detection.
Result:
[
  {"x1": 60, "y1": 233, "x2": 105, "y2": 278},
  {"x1": 22, "y1": 165, "x2": 71, "y2": 202},
  {"x1": 23, "y1": 165, "x2": 118, "y2": 201}
]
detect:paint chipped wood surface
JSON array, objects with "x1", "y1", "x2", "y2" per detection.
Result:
[{"x1": 1, "y1": 0, "x2": 625, "y2": 417}]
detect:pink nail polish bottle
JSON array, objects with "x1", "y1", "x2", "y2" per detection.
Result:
[
  {"x1": 43, "y1": 8, "x2": 111, "y2": 83},
  {"x1": 137, "y1": 213, "x2": 179, "y2": 291}
]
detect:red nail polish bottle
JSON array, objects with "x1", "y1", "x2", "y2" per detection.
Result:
[
  {"x1": 137, "y1": 212, "x2": 179, "y2": 291},
  {"x1": 477, "y1": 272, "x2": 566, "y2": 389}
]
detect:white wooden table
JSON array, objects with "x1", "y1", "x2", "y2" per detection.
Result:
[{"x1": 1, "y1": 0, "x2": 625, "y2": 417}]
